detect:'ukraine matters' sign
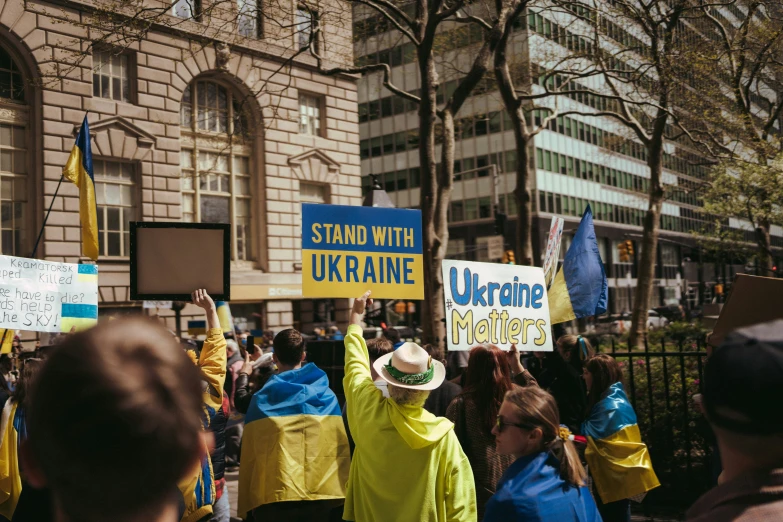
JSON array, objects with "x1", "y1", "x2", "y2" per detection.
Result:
[{"x1": 302, "y1": 204, "x2": 424, "y2": 299}]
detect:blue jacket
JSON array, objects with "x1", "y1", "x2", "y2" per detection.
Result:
[{"x1": 483, "y1": 451, "x2": 602, "y2": 522}]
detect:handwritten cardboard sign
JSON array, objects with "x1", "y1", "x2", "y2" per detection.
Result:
[
  {"x1": 302, "y1": 204, "x2": 424, "y2": 299},
  {"x1": 0, "y1": 255, "x2": 99, "y2": 333},
  {"x1": 542, "y1": 217, "x2": 564, "y2": 289},
  {"x1": 442, "y1": 259, "x2": 553, "y2": 351}
]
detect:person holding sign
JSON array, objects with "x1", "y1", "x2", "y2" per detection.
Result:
[
  {"x1": 174, "y1": 289, "x2": 227, "y2": 522},
  {"x1": 484, "y1": 386, "x2": 600, "y2": 522},
  {"x1": 342, "y1": 291, "x2": 476, "y2": 522}
]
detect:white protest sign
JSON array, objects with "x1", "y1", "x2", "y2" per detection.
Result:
[
  {"x1": 0, "y1": 255, "x2": 99, "y2": 333},
  {"x1": 442, "y1": 259, "x2": 553, "y2": 351},
  {"x1": 542, "y1": 217, "x2": 564, "y2": 289},
  {"x1": 143, "y1": 300, "x2": 173, "y2": 309}
]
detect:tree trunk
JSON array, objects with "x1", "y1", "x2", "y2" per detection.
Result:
[
  {"x1": 629, "y1": 141, "x2": 664, "y2": 349},
  {"x1": 756, "y1": 220, "x2": 773, "y2": 275},
  {"x1": 419, "y1": 53, "x2": 445, "y2": 345},
  {"x1": 513, "y1": 112, "x2": 534, "y2": 266},
  {"x1": 493, "y1": 6, "x2": 534, "y2": 266}
]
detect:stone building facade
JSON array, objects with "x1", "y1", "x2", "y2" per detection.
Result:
[{"x1": 0, "y1": 0, "x2": 360, "y2": 335}]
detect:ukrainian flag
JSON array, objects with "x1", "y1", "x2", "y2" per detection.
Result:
[
  {"x1": 60, "y1": 303, "x2": 98, "y2": 332},
  {"x1": 187, "y1": 320, "x2": 207, "y2": 336},
  {"x1": 548, "y1": 205, "x2": 608, "y2": 324},
  {"x1": 63, "y1": 116, "x2": 98, "y2": 261},
  {"x1": 76, "y1": 263, "x2": 98, "y2": 283},
  {"x1": 237, "y1": 362, "x2": 350, "y2": 517},
  {"x1": 0, "y1": 330, "x2": 13, "y2": 355},
  {"x1": 582, "y1": 382, "x2": 660, "y2": 503},
  {"x1": 215, "y1": 301, "x2": 233, "y2": 334},
  {"x1": 0, "y1": 402, "x2": 23, "y2": 519}
]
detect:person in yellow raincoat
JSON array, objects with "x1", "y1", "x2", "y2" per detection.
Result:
[
  {"x1": 342, "y1": 291, "x2": 477, "y2": 522},
  {"x1": 178, "y1": 289, "x2": 227, "y2": 522}
]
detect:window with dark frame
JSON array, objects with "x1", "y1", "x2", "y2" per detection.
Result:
[
  {"x1": 94, "y1": 159, "x2": 135, "y2": 257},
  {"x1": 180, "y1": 79, "x2": 254, "y2": 262},
  {"x1": 172, "y1": 0, "x2": 202, "y2": 20},
  {"x1": 296, "y1": 6, "x2": 319, "y2": 52},
  {"x1": 93, "y1": 51, "x2": 133, "y2": 103},
  {"x1": 299, "y1": 93, "x2": 322, "y2": 136},
  {"x1": 238, "y1": 0, "x2": 263, "y2": 38}
]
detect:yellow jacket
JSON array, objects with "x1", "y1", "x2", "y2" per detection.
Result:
[
  {"x1": 179, "y1": 327, "x2": 227, "y2": 522},
  {"x1": 0, "y1": 401, "x2": 21, "y2": 520},
  {"x1": 343, "y1": 325, "x2": 477, "y2": 522}
]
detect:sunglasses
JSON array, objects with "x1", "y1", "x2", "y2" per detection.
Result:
[{"x1": 495, "y1": 415, "x2": 536, "y2": 433}]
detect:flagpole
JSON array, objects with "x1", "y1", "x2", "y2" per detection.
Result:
[{"x1": 30, "y1": 175, "x2": 65, "y2": 258}]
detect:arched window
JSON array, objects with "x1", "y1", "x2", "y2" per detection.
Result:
[
  {"x1": 0, "y1": 45, "x2": 27, "y2": 256},
  {"x1": 180, "y1": 79, "x2": 253, "y2": 262}
]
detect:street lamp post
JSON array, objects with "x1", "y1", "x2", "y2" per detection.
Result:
[
  {"x1": 362, "y1": 174, "x2": 395, "y2": 326},
  {"x1": 171, "y1": 301, "x2": 186, "y2": 339}
]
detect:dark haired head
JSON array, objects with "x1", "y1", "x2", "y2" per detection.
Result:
[
  {"x1": 27, "y1": 317, "x2": 204, "y2": 522},
  {"x1": 366, "y1": 337, "x2": 393, "y2": 363},
  {"x1": 423, "y1": 343, "x2": 445, "y2": 365},
  {"x1": 462, "y1": 345, "x2": 515, "y2": 434},
  {"x1": 585, "y1": 354, "x2": 624, "y2": 412},
  {"x1": 273, "y1": 329, "x2": 306, "y2": 366},
  {"x1": 13, "y1": 357, "x2": 44, "y2": 408},
  {"x1": 557, "y1": 335, "x2": 594, "y2": 372},
  {"x1": 383, "y1": 328, "x2": 400, "y2": 344}
]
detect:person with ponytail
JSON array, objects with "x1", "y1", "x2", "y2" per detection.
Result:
[{"x1": 483, "y1": 386, "x2": 601, "y2": 522}]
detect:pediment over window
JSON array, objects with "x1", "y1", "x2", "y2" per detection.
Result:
[
  {"x1": 74, "y1": 117, "x2": 157, "y2": 161},
  {"x1": 288, "y1": 149, "x2": 340, "y2": 184}
]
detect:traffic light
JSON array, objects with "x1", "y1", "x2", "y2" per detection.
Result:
[
  {"x1": 502, "y1": 250, "x2": 515, "y2": 264},
  {"x1": 394, "y1": 301, "x2": 407, "y2": 314},
  {"x1": 714, "y1": 283, "x2": 723, "y2": 296},
  {"x1": 625, "y1": 240, "x2": 634, "y2": 257},
  {"x1": 617, "y1": 242, "x2": 629, "y2": 262}
]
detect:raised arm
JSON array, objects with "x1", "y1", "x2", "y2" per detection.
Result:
[
  {"x1": 343, "y1": 291, "x2": 376, "y2": 406},
  {"x1": 192, "y1": 289, "x2": 226, "y2": 418}
]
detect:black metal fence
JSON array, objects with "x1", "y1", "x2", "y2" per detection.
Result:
[{"x1": 590, "y1": 335, "x2": 713, "y2": 511}]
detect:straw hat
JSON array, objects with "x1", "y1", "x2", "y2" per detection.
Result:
[{"x1": 373, "y1": 342, "x2": 446, "y2": 391}]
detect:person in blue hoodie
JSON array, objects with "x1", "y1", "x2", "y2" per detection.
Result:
[
  {"x1": 237, "y1": 328, "x2": 350, "y2": 521},
  {"x1": 484, "y1": 386, "x2": 602, "y2": 522}
]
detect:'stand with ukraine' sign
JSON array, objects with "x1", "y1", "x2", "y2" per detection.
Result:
[
  {"x1": 442, "y1": 260, "x2": 553, "y2": 351},
  {"x1": 302, "y1": 204, "x2": 424, "y2": 299}
]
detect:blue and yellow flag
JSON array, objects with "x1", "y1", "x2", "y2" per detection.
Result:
[
  {"x1": 0, "y1": 330, "x2": 13, "y2": 354},
  {"x1": 63, "y1": 116, "x2": 98, "y2": 261},
  {"x1": 215, "y1": 301, "x2": 233, "y2": 334},
  {"x1": 0, "y1": 402, "x2": 23, "y2": 519},
  {"x1": 237, "y1": 362, "x2": 350, "y2": 517},
  {"x1": 582, "y1": 382, "x2": 659, "y2": 503},
  {"x1": 187, "y1": 320, "x2": 207, "y2": 336},
  {"x1": 548, "y1": 205, "x2": 607, "y2": 324}
]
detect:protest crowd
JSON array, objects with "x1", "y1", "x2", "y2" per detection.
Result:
[
  {"x1": 0, "y1": 132, "x2": 776, "y2": 520},
  {"x1": 0, "y1": 284, "x2": 778, "y2": 522}
]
